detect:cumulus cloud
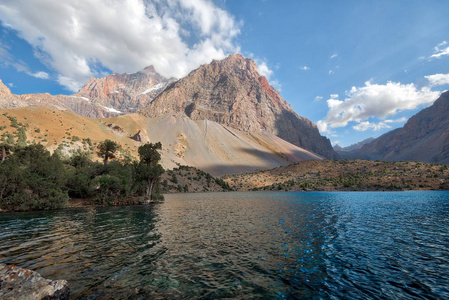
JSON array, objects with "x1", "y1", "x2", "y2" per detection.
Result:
[
  {"x1": 300, "y1": 66, "x2": 310, "y2": 71},
  {"x1": 318, "y1": 80, "x2": 440, "y2": 132},
  {"x1": 253, "y1": 58, "x2": 282, "y2": 91},
  {"x1": 425, "y1": 73, "x2": 449, "y2": 87},
  {"x1": 316, "y1": 120, "x2": 329, "y2": 133},
  {"x1": 256, "y1": 60, "x2": 273, "y2": 79},
  {"x1": 352, "y1": 118, "x2": 407, "y2": 132},
  {"x1": 430, "y1": 41, "x2": 449, "y2": 59},
  {"x1": 0, "y1": 0, "x2": 241, "y2": 91}
]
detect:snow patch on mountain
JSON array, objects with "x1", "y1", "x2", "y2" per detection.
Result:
[{"x1": 141, "y1": 83, "x2": 166, "y2": 95}]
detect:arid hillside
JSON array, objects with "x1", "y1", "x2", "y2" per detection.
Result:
[
  {"x1": 0, "y1": 106, "x2": 322, "y2": 176},
  {"x1": 223, "y1": 159, "x2": 449, "y2": 191}
]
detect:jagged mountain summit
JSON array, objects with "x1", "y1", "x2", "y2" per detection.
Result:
[
  {"x1": 76, "y1": 66, "x2": 174, "y2": 114},
  {"x1": 0, "y1": 67, "x2": 173, "y2": 118},
  {"x1": 139, "y1": 54, "x2": 337, "y2": 159},
  {"x1": 341, "y1": 90, "x2": 449, "y2": 164}
]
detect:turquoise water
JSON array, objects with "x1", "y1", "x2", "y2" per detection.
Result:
[{"x1": 1, "y1": 191, "x2": 448, "y2": 299}]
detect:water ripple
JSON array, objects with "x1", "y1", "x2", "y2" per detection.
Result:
[{"x1": 1, "y1": 191, "x2": 449, "y2": 299}]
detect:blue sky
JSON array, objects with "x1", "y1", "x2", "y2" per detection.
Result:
[{"x1": 1, "y1": 0, "x2": 449, "y2": 147}]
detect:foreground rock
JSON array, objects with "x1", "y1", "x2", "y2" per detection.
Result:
[{"x1": 0, "y1": 263, "x2": 69, "y2": 300}]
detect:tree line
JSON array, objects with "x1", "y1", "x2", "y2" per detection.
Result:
[{"x1": 0, "y1": 139, "x2": 165, "y2": 212}]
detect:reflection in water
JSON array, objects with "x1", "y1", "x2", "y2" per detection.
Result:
[{"x1": 1, "y1": 191, "x2": 449, "y2": 299}]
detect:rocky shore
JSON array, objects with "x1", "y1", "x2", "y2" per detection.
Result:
[{"x1": 0, "y1": 263, "x2": 69, "y2": 299}]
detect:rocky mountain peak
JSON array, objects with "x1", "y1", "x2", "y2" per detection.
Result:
[
  {"x1": 139, "y1": 54, "x2": 338, "y2": 159},
  {"x1": 75, "y1": 66, "x2": 173, "y2": 114},
  {"x1": 0, "y1": 80, "x2": 11, "y2": 97}
]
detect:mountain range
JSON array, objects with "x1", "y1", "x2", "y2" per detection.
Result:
[
  {"x1": 339, "y1": 90, "x2": 449, "y2": 164},
  {"x1": 0, "y1": 65, "x2": 172, "y2": 118},
  {"x1": 0, "y1": 54, "x2": 337, "y2": 175},
  {"x1": 1, "y1": 54, "x2": 448, "y2": 172}
]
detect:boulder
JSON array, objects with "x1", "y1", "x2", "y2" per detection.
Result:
[{"x1": 0, "y1": 263, "x2": 69, "y2": 300}]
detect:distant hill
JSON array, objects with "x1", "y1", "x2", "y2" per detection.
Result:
[
  {"x1": 334, "y1": 137, "x2": 374, "y2": 153},
  {"x1": 341, "y1": 91, "x2": 449, "y2": 164},
  {"x1": 223, "y1": 159, "x2": 449, "y2": 191}
]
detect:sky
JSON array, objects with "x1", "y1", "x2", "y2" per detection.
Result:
[{"x1": 1, "y1": 0, "x2": 449, "y2": 147}]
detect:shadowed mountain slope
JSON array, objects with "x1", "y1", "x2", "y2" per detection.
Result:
[{"x1": 341, "y1": 91, "x2": 449, "y2": 164}]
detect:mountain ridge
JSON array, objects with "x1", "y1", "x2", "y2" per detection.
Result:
[
  {"x1": 341, "y1": 90, "x2": 449, "y2": 164},
  {"x1": 0, "y1": 66, "x2": 172, "y2": 118},
  {"x1": 139, "y1": 54, "x2": 337, "y2": 159}
]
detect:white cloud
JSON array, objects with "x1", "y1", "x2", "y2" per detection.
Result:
[
  {"x1": 330, "y1": 94, "x2": 339, "y2": 99},
  {"x1": 317, "y1": 120, "x2": 329, "y2": 133},
  {"x1": 328, "y1": 70, "x2": 334, "y2": 75},
  {"x1": 430, "y1": 41, "x2": 449, "y2": 59},
  {"x1": 318, "y1": 80, "x2": 440, "y2": 130},
  {"x1": 254, "y1": 58, "x2": 282, "y2": 91},
  {"x1": 256, "y1": 60, "x2": 273, "y2": 79},
  {"x1": 353, "y1": 121, "x2": 390, "y2": 131},
  {"x1": 8, "y1": 82, "x2": 14, "y2": 87},
  {"x1": 352, "y1": 117, "x2": 407, "y2": 132},
  {"x1": 300, "y1": 66, "x2": 310, "y2": 71},
  {"x1": 30, "y1": 71, "x2": 49, "y2": 79},
  {"x1": 313, "y1": 96, "x2": 323, "y2": 102},
  {"x1": 425, "y1": 73, "x2": 449, "y2": 87},
  {"x1": 0, "y1": 0, "x2": 241, "y2": 91},
  {"x1": 330, "y1": 53, "x2": 338, "y2": 59}
]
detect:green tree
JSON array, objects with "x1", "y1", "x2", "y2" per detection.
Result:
[
  {"x1": 136, "y1": 142, "x2": 164, "y2": 201},
  {"x1": 96, "y1": 139, "x2": 119, "y2": 166},
  {"x1": 0, "y1": 144, "x2": 68, "y2": 211},
  {"x1": 0, "y1": 142, "x2": 14, "y2": 163}
]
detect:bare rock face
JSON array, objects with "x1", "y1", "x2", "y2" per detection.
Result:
[
  {"x1": 0, "y1": 80, "x2": 25, "y2": 108},
  {"x1": 130, "y1": 130, "x2": 149, "y2": 143},
  {"x1": 0, "y1": 67, "x2": 173, "y2": 118},
  {"x1": 344, "y1": 91, "x2": 449, "y2": 164},
  {"x1": 76, "y1": 66, "x2": 174, "y2": 114},
  {"x1": 139, "y1": 54, "x2": 337, "y2": 159},
  {"x1": 0, "y1": 263, "x2": 69, "y2": 300}
]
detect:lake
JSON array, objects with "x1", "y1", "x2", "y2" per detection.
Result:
[{"x1": 1, "y1": 191, "x2": 449, "y2": 299}]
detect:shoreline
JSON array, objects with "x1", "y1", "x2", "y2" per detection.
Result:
[{"x1": 1, "y1": 189, "x2": 448, "y2": 214}]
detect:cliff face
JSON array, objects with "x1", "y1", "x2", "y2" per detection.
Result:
[
  {"x1": 344, "y1": 91, "x2": 449, "y2": 164},
  {"x1": 76, "y1": 66, "x2": 174, "y2": 114},
  {"x1": 0, "y1": 67, "x2": 172, "y2": 118},
  {"x1": 0, "y1": 80, "x2": 24, "y2": 108},
  {"x1": 139, "y1": 54, "x2": 337, "y2": 159}
]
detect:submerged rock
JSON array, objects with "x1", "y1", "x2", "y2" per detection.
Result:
[{"x1": 0, "y1": 263, "x2": 69, "y2": 300}]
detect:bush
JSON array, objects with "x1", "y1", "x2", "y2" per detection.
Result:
[{"x1": 0, "y1": 144, "x2": 69, "y2": 211}]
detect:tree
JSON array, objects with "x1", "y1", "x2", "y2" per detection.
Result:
[
  {"x1": 96, "y1": 139, "x2": 119, "y2": 167},
  {"x1": 0, "y1": 143, "x2": 14, "y2": 163},
  {"x1": 0, "y1": 144, "x2": 68, "y2": 211},
  {"x1": 136, "y1": 142, "x2": 164, "y2": 201}
]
